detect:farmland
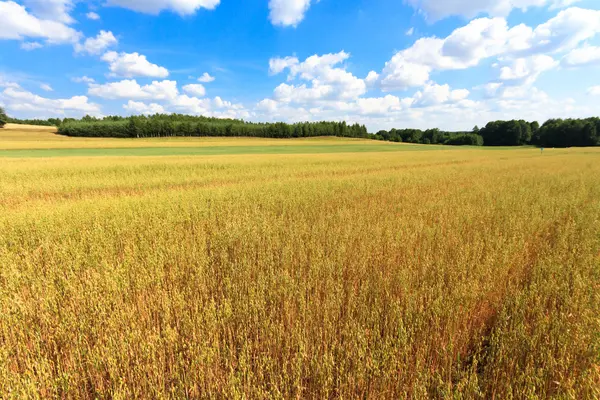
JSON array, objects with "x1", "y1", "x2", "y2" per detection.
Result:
[{"x1": 0, "y1": 125, "x2": 599, "y2": 398}]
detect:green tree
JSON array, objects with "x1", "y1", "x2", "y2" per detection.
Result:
[{"x1": 0, "y1": 106, "x2": 8, "y2": 128}]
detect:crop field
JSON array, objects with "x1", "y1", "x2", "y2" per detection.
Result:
[{"x1": 0, "y1": 126, "x2": 599, "y2": 398}]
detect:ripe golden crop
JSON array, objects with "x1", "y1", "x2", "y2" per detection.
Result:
[{"x1": 0, "y1": 126, "x2": 598, "y2": 398}]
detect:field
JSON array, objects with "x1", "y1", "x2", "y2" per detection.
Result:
[{"x1": 0, "y1": 125, "x2": 599, "y2": 398}]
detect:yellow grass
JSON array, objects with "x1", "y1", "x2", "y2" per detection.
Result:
[{"x1": 0, "y1": 128, "x2": 599, "y2": 398}]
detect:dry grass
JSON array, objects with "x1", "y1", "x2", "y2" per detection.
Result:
[{"x1": 0, "y1": 130, "x2": 598, "y2": 398}]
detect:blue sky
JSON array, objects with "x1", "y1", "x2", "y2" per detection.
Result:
[{"x1": 1, "y1": 0, "x2": 600, "y2": 131}]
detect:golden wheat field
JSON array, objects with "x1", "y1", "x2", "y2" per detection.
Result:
[{"x1": 0, "y1": 126, "x2": 599, "y2": 399}]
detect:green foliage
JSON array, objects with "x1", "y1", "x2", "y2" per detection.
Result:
[
  {"x1": 479, "y1": 120, "x2": 533, "y2": 146},
  {"x1": 375, "y1": 127, "x2": 483, "y2": 146},
  {"x1": 6, "y1": 117, "x2": 60, "y2": 126},
  {"x1": 444, "y1": 133, "x2": 484, "y2": 146},
  {"x1": 477, "y1": 118, "x2": 600, "y2": 147},
  {"x1": 58, "y1": 113, "x2": 370, "y2": 139},
  {"x1": 0, "y1": 106, "x2": 7, "y2": 128},
  {"x1": 538, "y1": 118, "x2": 600, "y2": 147}
]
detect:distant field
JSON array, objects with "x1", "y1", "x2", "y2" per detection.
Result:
[
  {"x1": 0, "y1": 125, "x2": 599, "y2": 398},
  {"x1": 1, "y1": 123, "x2": 405, "y2": 152}
]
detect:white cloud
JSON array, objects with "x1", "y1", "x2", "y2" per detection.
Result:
[
  {"x1": 1, "y1": 86, "x2": 101, "y2": 117},
  {"x1": 356, "y1": 95, "x2": 404, "y2": 115},
  {"x1": 0, "y1": 1, "x2": 81, "y2": 44},
  {"x1": 106, "y1": 0, "x2": 220, "y2": 15},
  {"x1": 365, "y1": 71, "x2": 379, "y2": 87},
  {"x1": 0, "y1": 76, "x2": 20, "y2": 89},
  {"x1": 273, "y1": 83, "x2": 332, "y2": 103},
  {"x1": 256, "y1": 98, "x2": 279, "y2": 112},
  {"x1": 587, "y1": 86, "x2": 600, "y2": 96},
  {"x1": 123, "y1": 100, "x2": 165, "y2": 114},
  {"x1": 88, "y1": 80, "x2": 179, "y2": 100},
  {"x1": 197, "y1": 72, "x2": 215, "y2": 83},
  {"x1": 169, "y1": 94, "x2": 249, "y2": 119},
  {"x1": 22, "y1": 0, "x2": 75, "y2": 24},
  {"x1": 40, "y1": 83, "x2": 53, "y2": 92},
  {"x1": 406, "y1": 27, "x2": 415, "y2": 36},
  {"x1": 531, "y1": 8, "x2": 600, "y2": 54},
  {"x1": 375, "y1": 8, "x2": 600, "y2": 91},
  {"x1": 268, "y1": 51, "x2": 367, "y2": 103},
  {"x1": 269, "y1": 0, "x2": 313, "y2": 27},
  {"x1": 499, "y1": 55, "x2": 558, "y2": 85},
  {"x1": 406, "y1": 0, "x2": 581, "y2": 21},
  {"x1": 379, "y1": 56, "x2": 432, "y2": 91},
  {"x1": 562, "y1": 45, "x2": 600, "y2": 67},
  {"x1": 101, "y1": 51, "x2": 169, "y2": 78},
  {"x1": 20, "y1": 41, "x2": 43, "y2": 51},
  {"x1": 412, "y1": 82, "x2": 470, "y2": 107},
  {"x1": 72, "y1": 76, "x2": 95, "y2": 84},
  {"x1": 86, "y1": 12, "x2": 100, "y2": 20},
  {"x1": 269, "y1": 56, "x2": 299, "y2": 75},
  {"x1": 75, "y1": 31, "x2": 118, "y2": 55},
  {"x1": 475, "y1": 82, "x2": 504, "y2": 98},
  {"x1": 183, "y1": 83, "x2": 206, "y2": 97}
]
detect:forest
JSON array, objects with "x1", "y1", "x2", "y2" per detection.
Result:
[
  {"x1": 56, "y1": 114, "x2": 370, "y2": 139},
  {"x1": 0, "y1": 107, "x2": 7, "y2": 128},
  {"x1": 375, "y1": 118, "x2": 600, "y2": 147},
  {"x1": 3, "y1": 111, "x2": 600, "y2": 147},
  {"x1": 372, "y1": 128, "x2": 483, "y2": 146}
]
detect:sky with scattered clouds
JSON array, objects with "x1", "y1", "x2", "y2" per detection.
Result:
[{"x1": 1, "y1": 0, "x2": 600, "y2": 131}]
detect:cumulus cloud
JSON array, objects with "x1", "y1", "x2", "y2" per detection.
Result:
[
  {"x1": 123, "y1": 100, "x2": 165, "y2": 114},
  {"x1": 1, "y1": 86, "x2": 101, "y2": 117},
  {"x1": 86, "y1": 12, "x2": 100, "y2": 20},
  {"x1": 562, "y1": 45, "x2": 600, "y2": 67},
  {"x1": 373, "y1": 8, "x2": 600, "y2": 91},
  {"x1": 269, "y1": 0, "x2": 313, "y2": 27},
  {"x1": 169, "y1": 94, "x2": 249, "y2": 119},
  {"x1": 75, "y1": 31, "x2": 118, "y2": 55},
  {"x1": 183, "y1": 83, "x2": 206, "y2": 97},
  {"x1": 406, "y1": 0, "x2": 581, "y2": 21},
  {"x1": 22, "y1": 0, "x2": 75, "y2": 24},
  {"x1": 355, "y1": 95, "x2": 405, "y2": 115},
  {"x1": 256, "y1": 98, "x2": 279, "y2": 113},
  {"x1": 88, "y1": 79, "x2": 179, "y2": 100},
  {"x1": 0, "y1": 1, "x2": 81, "y2": 44},
  {"x1": 499, "y1": 55, "x2": 558, "y2": 85},
  {"x1": 268, "y1": 51, "x2": 368, "y2": 102},
  {"x1": 101, "y1": 51, "x2": 169, "y2": 78},
  {"x1": 198, "y1": 72, "x2": 215, "y2": 83},
  {"x1": 269, "y1": 56, "x2": 299, "y2": 75},
  {"x1": 259, "y1": 48, "x2": 477, "y2": 127},
  {"x1": 412, "y1": 83, "x2": 470, "y2": 107},
  {"x1": 106, "y1": 0, "x2": 220, "y2": 15}
]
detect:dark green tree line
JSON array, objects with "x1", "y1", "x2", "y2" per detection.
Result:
[
  {"x1": 0, "y1": 107, "x2": 7, "y2": 128},
  {"x1": 537, "y1": 118, "x2": 600, "y2": 147},
  {"x1": 372, "y1": 127, "x2": 484, "y2": 146},
  {"x1": 58, "y1": 114, "x2": 369, "y2": 139},
  {"x1": 478, "y1": 120, "x2": 533, "y2": 146}
]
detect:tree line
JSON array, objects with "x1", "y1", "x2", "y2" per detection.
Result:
[
  {"x1": 477, "y1": 118, "x2": 600, "y2": 147},
  {"x1": 375, "y1": 118, "x2": 600, "y2": 147},
  {"x1": 0, "y1": 107, "x2": 7, "y2": 128},
  {"x1": 57, "y1": 114, "x2": 370, "y2": 139},
  {"x1": 373, "y1": 128, "x2": 484, "y2": 146},
  {"x1": 3, "y1": 110, "x2": 600, "y2": 147}
]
